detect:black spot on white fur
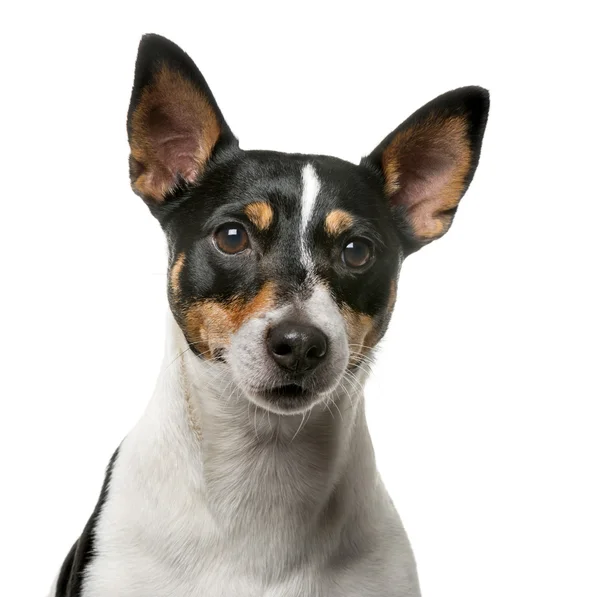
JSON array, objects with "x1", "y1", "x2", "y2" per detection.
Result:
[{"x1": 55, "y1": 448, "x2": 119, "y2": 597}]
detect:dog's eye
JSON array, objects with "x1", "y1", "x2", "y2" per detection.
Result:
[
  {"x1": 214, "y1": 223, "x2": 250, "y2": 255},
  {"x1": 342, "y1": 238, "x2": 373, "y2": 269}
]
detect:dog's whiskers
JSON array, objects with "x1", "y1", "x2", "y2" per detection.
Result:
[
  {"x1": 330, "y1": 396, "x2": 344, "y2": 420},
  {"x1": 290, "y1": 409, "x2": 309, "y2": 443},
  {"x1": 323, "y1": 398, "x2": 335, "y2": 422},
  {"x1": 253, "y1": 403, "x2": 260, "y2": 440}
]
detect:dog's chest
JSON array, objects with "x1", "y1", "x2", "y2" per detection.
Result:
[
  {"x1": 83, "y1": 558, "x2": 325, "y2": 597},
  {"x1": 84, "y1": 488, "x2": 322, "y2": 596},
  {"x1": 83, "y1": 495, "x2": 333, "y2": 597},
  {"x1": 76, "y1": 382, "x2": 417, "y2": 597},
  {"x1": 82, "y1": 529, "x2": 412, "y2": 597},
  {"x1": 81, "y1": 426, "x2": 336, "y2": 597}
]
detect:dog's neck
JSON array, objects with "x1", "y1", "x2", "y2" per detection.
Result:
[{"x1": 138, "y1": 315, "x2": 380, "y2": 566}]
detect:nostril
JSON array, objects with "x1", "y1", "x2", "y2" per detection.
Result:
[
  {"x1": 306, "y1": 343, "x2": 326, "y2": 360},
  {"x1": 272, "y1": 341, "x2": 293, "y2": 357}
]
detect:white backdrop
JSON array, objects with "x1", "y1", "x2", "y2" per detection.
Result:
[{"x1": 1, "y1": 2, "x2": 598, "y2": 596}]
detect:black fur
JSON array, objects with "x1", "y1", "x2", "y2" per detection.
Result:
[{"x1": 56, "y1": 448, "x2": 119, "y2": 597}]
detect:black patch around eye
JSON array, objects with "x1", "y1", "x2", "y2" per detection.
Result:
[
  {"x1": 214, "y1": 223, "x2": 250, "y2": 255},
  {"x1": 342, "y1": 239, "x2": 373, "y2": 269}
]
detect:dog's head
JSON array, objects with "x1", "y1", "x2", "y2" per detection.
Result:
[{"x1": 127, "y1": 35, "x2": 489, "y2": 414}]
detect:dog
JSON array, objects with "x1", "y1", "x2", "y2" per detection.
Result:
[{"x1": 50, "y1": 33, "x2": 489, "y2": 597}]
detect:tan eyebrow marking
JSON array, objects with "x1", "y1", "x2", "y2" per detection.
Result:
[
  {"x1": 244, "y1": 202, "x2": 274, "y2": 231},
  {"x1": 324, "y1": 209, "x2": 354, "y2": 237}
]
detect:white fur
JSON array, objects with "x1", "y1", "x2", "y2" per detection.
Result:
[
  {"x1": 75, "y1": 311, "x2": 420, "y2": 596},
  {"x1": 229, "y1": 283, "x2": 349, "y2": 412},
  {"x1": 299, "y1": 163, "x2": 321, "y2": 270}
]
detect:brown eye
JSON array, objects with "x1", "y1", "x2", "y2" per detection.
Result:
[
  {"x1": 214, "y1": 223, "x2": 250, "y2": 255},
  {"x1": 342, "y1": 238, "x2": 373, "y2": 269}
]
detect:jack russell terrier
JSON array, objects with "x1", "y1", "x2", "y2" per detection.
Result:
[{"x1": 51, "y1": 33, "x2": 489, "y2": 597}]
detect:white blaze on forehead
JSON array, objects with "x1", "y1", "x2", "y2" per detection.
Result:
[
  {"x1": 300, "y1": 163, "x2": 321, "y2": 268},
  {"x1": 300, "y1": 163, "x2": 320, "y2": 233}
]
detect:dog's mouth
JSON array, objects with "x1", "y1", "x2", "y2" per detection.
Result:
[
  {"x1": 260, "y1": 383, "x2": 309, "y2": 401},
  {"x1": 247, "y1": 382, "x2": 318, "y2": 413},
  {"x1": 263, "y1": 383, "x2": 309, "y2": 399}
]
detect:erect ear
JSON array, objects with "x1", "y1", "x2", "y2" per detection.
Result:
[
  {"x1": 127, "y1": 34, "x2": 237, "y2": 206},
  {"x1": 362, "y1": 87, "x2": 489, "y2": 252}
]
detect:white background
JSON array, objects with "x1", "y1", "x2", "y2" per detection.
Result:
[{"x1": 1, "y1": 2, "x2": 598, "y2": 596}]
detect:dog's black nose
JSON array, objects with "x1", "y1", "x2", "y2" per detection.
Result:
[{"x1": 268, "y1": 321, "x2": 328, "y2": 373}]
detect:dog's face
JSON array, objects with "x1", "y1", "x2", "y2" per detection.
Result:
[
  {"x1": 127, "y1": 35, "x2": 489, "y2": 414},
  {"x1": 157, "y1": 153, "x2": 402, "y2": 413}
]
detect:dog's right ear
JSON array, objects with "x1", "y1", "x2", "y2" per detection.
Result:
[{"x1": 127, "y1": 34, "x2": 237, "y2": 206}]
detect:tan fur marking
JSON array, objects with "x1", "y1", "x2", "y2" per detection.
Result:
[
  {"x1": 129, "y1": 65, "x2": 221, "y2": 202},
  {"x1": 179, "y1": 357, "x2": 203, "y2": 440},
  {"x1": 388, "y1": 279, "x2": 397, "y2": 313},
  {"x1": 382, "y1": 115, "x2": 472, "y2": 240},
  {"x1": 341, "y1": 305, "x2": 377, "y2": 366},
  {"x1": 170, "y1": 252, "x2": 186, "y2": 300},
  {"x1": 185, "y1": 389, "x2": 203, "y2": 440},
  {"x1": 324, "y1": 209, "x2": 354, "y2": 237},
  {"x1": 183, "y1": 282, "x2": 277, "y2": 358},
  {"x1": 245, "y1": 202, "x2": 274, "y2": 231}
]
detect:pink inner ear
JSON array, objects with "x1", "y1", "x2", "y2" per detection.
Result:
[
  {"x1": 400, "y1": 170, "x2": 456, "y2": 239},
  {"x1": 147, "y1": 106, "x2": 202, "y2": 183},
  {"x1": 394, "y1": 154, "x2": 457, "y2": 210},
  {"x1": 383, "y1": 116, "x2": 472, "y2": 240},
  {"x1": 128, "y1": 66, "x2": 222, "y2": 202}
]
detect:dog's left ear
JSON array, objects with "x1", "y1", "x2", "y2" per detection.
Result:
[
  {"x1": 127, "y1": 34, "x2": 237, "y2": 206},
  {"x1": 362, "y1": 87, "x2": 489, "y2": 253}
]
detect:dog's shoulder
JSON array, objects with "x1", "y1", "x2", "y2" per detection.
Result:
[{"x1": 53, "y1": 448, "x2": 119, "y2": 597}]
